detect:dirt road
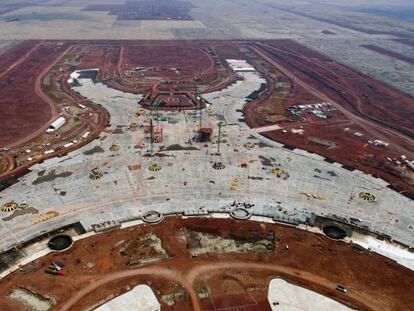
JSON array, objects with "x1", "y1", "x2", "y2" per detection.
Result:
[
  {"x1": 59, "y1": 266, "x2": 202, "y2": 311},
  {"x1": 0, "y1": 43, "x2": 41, "y2": 80},
  {"x1": 60, "y1": 260, "x2": 378, "y2": 311},
  {"x1": 250, "y1": 43, "x2": 414, "y2": 155},
  {"x1": 5, "y1": 45, "x2": 73, "y2": 148},
  {"x1": 2, "y1": 217, "x2": 411, "y2": 310}
]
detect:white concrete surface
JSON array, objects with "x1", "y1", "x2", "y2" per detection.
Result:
[
  {"x1": 349, "y1": 232, "x2": 414, "y2": 271},
  {"x1": 267, "y1": 278, "x2": 352, "y2": 311},
  {"x1": 96, "y1": 285, "x2": 160, "y2": 311}
]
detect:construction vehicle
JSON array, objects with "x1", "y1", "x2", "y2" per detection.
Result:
[
  {"x1": 51, "y1": 261, "x2": 64, "y2": 270},
  {"x1": 336, "y1": 285, "x2": 347, "y2": 293},
  {"x1": 45, "y1": 261, "x2": 65, "y2": 276},
  {"x1": 45, "y1": 268, "x2": 64, "y2": 276}
]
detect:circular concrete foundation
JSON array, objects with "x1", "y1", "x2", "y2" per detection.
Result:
[
  {"x1": 142, "y1": 211, "x2": 164, "y2": 224},
  {"x1": 48, "y1": 235, "x2": 74, "y2": 251},
  {"x1": 230, "y1": 207, "x2": 252, "y2": 220},
  {"x1": 323, "y1": 226, "x2": 347, "y2": 240}
]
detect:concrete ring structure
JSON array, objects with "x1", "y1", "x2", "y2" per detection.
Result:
[
  {"x1": 47, "y1": 234, "x2": 74, "y2": 252},
  {"x1": 323, "y1": 225, "x2": 347, "y2": 240},
  {"x1": 230, "y1": 207, "x2": 252, "y2": 220},
  {"x1": 142, "y1": 211, "x2": 164, "y2": 224},
  {"x1": 18, "y1": 203, "x2": 29, "y2": 209}
]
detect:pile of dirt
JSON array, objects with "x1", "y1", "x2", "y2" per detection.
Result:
[
  {"x1": 119, "y1": 233, "x2": 169, "y2": 266},
  {"x1": 8, "y1": 287, "x2": 55, "y2": 311},
  {"x1": 178, "y1": 227, "x2": 273, "y2": 255}
]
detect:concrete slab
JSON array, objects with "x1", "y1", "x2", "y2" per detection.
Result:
[
  {"x1": 267, "y1": 278, "x2": 353, "y2": 311},
  {"x1": 96, "y1": 285, "x2": 160, "y2": 311}
]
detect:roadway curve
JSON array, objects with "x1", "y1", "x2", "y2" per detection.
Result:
[
  {"x1": 113, "y1": 44, "x2": 237, "y2": 94},
  {"x1": 257, "y1": 42, "x2": 413, "y2": 140},
  {"x1": 59, "y1": 266, "x2": 202, "y2": 311},
  {"x1": 5, "y1": 45, "x2": 73, "y2": 148},
  {"x1": 59, "y1": 260, "x2": 374, "y2": 311},
  {"x1": 250, "y1": 43, "x2": 414, "y2": 156}
]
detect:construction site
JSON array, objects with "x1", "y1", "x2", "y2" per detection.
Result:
[{"x1": 0, "y1": 40, "x2": 413, "y2": 310}]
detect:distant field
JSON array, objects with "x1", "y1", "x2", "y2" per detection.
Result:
[
  {"x1": 0, "y1": 3, "x2": 30, "y2": 15},
  {"x1": 356, "y1": 7, "x2": 414, "y2": 20},
  {"x1": 83, "y1": 0, "x2": 194, "y2": 21},
  {"x1": 361, "y1": 44, "x2": 414, "y2": 66},
  {"x1": 392, "y1": 38, "x2": 414, "y2": 47},
  {"x1": 0, "y1": 40, "x2": 19, "y2": 54},
  {"x1": 0, "y1": 0, "x2": 413, "y2": 97}
]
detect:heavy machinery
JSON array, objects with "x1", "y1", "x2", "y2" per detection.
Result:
[{"x1": 45, "y1": 261, "x2": 65, "y2": 276}]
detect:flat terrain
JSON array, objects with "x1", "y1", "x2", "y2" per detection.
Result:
[
  {"x1": 0, "y1": 41, "x2": 109, "y2": 179},
  {"x1": 0, "y1": 42, "x2": 59, "y2": 147},
  {"x1": 0, "y1": 217, "x2": 412, "y2": 310},
  {"x1": 123, "y1": 44, "x2": 212, "y2": 82},
  {"x1": 393, "y1": 38, "x2": 414, "y2": 47},
  {"x1": 361, "y1": 45, "x2": 414, "y2": 66},
  {"x1": 261, "y1": 40, "x2": 414, "y2": 137},
  {"x1": 84, "y1": 0, "x2": 194, "y2": 21},
  {"x1": 0, "y1": 1, "x2": 413, "y2": 96}
]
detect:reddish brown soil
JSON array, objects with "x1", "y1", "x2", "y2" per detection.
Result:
[
  {"x1": 75, "y1": 45, "x2": 119, "y2": 70},
  {"x1": 283, "y1": 84, "x2": 318, "y2": 106},
  {"x1": 244, "y1": 40, "x2": 414, "y2": 196},
  {"x1": 0, "y1": 153, "x2": 13, "y2": 175},
  {"x1": 201, "y1": 294, "x2": 271, "y2": 311},
  {"x1": 123, "y1": 44, "x2": 213, "y2": 82},
  {"x1": 84, "y1": 0, "x2": 194, "y2": 21},
  {"x1": 0, "y1": 43, "x2": 67, "y2": 147},
  {"x1": 0, "y1": 217, "x2": 412, "y2": 311},
  {"x1": 361, "y1": 44, "x2": 414, "y2": 65},
  {"x1": 213, "y1": 44, "x2": 245, "y2": 59},
  {"x1": 260, "y1": 40, "x2": 414, "y2": 137},
  {"x1": 245, "y1": 82, "x2": 319, "y2": 127},
  {"x1": 198, "y1": 272, "x2": 272, "y2": 311},
  {"x1": 68, "y1": 44, "x2": 120, "y2": 83},
  {"x1": 0, "y1": 41, "x2": 39, "y2": 75},
  {"x1": 0, "y1": 42, "x2": 111, "y2": 182},
  {"x1": 100, "y1": 42, "x2": 237, "y2": 94}
]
